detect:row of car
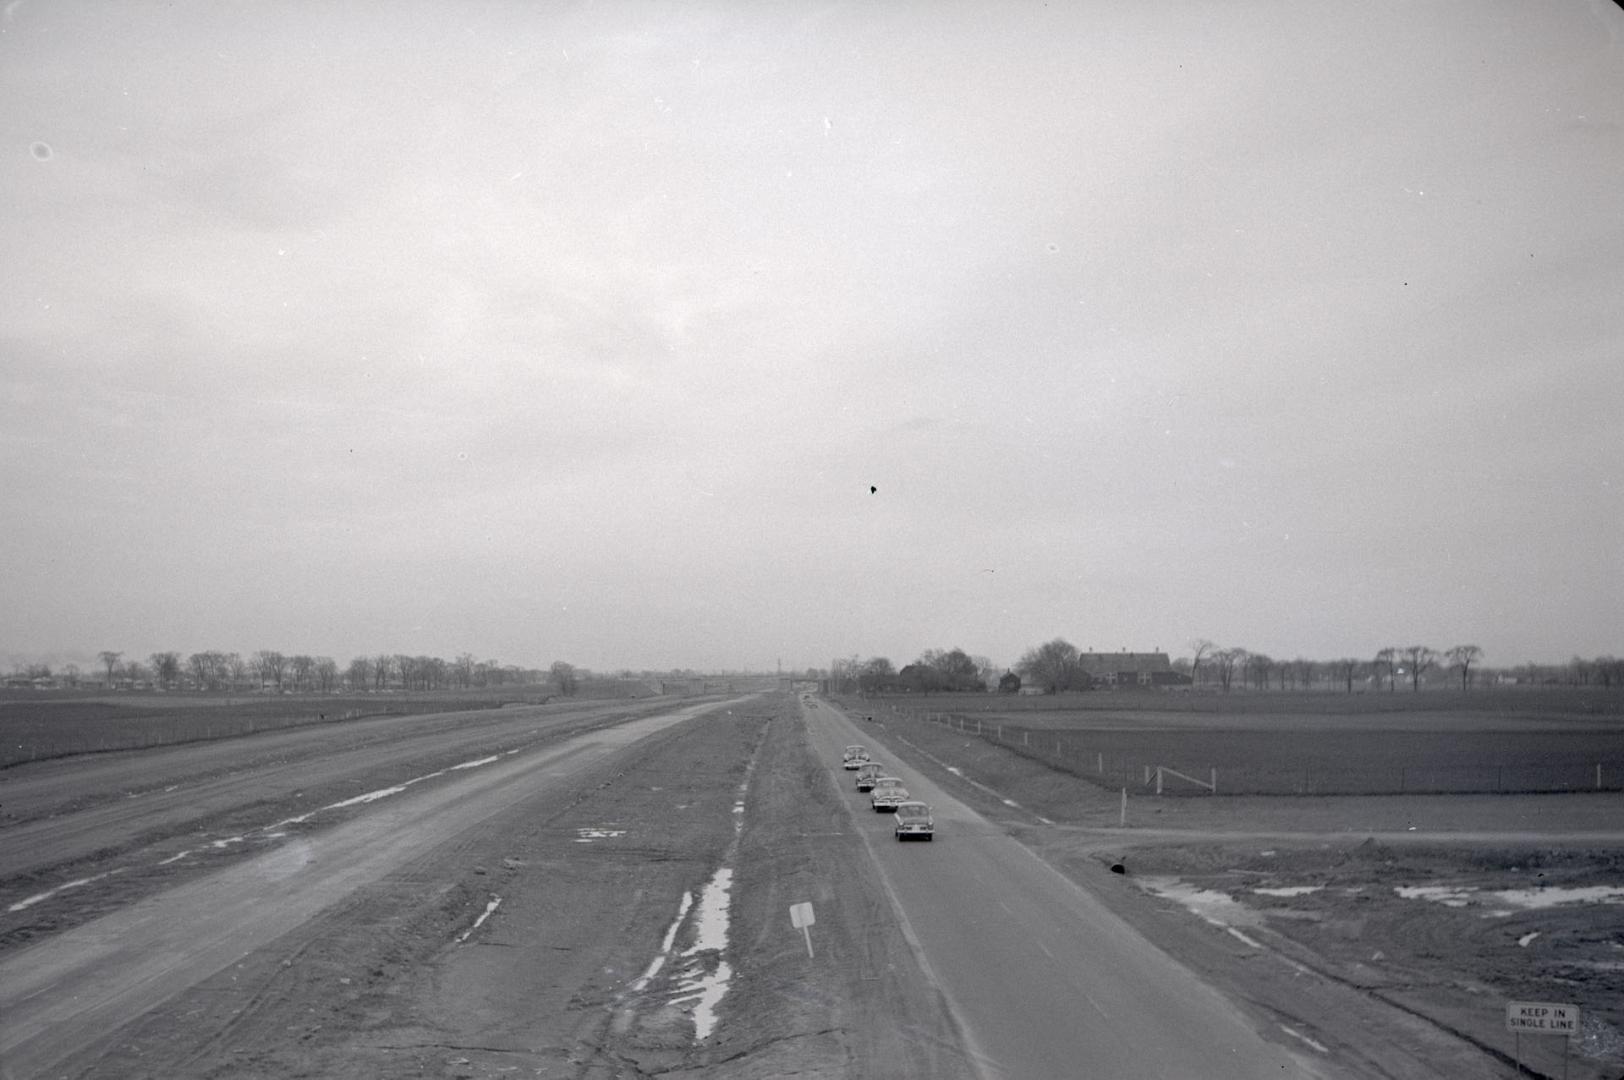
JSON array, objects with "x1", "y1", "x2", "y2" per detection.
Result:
[{"x1": 842, "y1": 744, "x2": 935, "y2": 841}]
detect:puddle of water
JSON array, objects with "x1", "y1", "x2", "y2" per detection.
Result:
[
  {"x1": 1254, "y1": 886, "x2": 1323, "y2": 898},
  {"x1": 575, "y1": 827, "x2": 627, "y2": 843},
  {"x1": 630, "y1": 891, "x2": 694, "y2": 992},
  {"x1": 1139, "y1": 877, "x2": 1260, "y2": 927},
  {"x1": 1396, "y1": 883, "x2": 1624, "y2": 911},
  {"x1": 1492, "y1": 885, "x2": 1624, "y2": 909},
  {"x1": 654, "y1": 866, "x2": 737, "y2": 1041},
  {"x1": 458, "y1": 896, "x2": 503, "y2": 942},
  {"x1": 674, "y1": 959, "x2": 732, "y2": 1041},
  {"x1": 684, "y1": 868, "x2": 733, "y2": 954},
  {"x1": 1394, "y1": 885, "x2": 1475, "y2": 907}
]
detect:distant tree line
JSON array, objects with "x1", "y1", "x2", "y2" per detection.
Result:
[
  {"x1": 828, "y1": 649, "x2": 997, "y2": 695},
  {"x1": 809, "y1": 639, "x2": 1623, "y2": 697},
  {"x1": 1184, "y1": 641, "x2": 1624, "y2": 693},
  {"x1": 13, "y1": 650, "x2": 590, "y2": 698}
]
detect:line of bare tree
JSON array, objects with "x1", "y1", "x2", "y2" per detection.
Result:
[
  {"x1": 1184, "y1": 641, "x2": 1622, "y2": 692},
  {"x1": 19, "y1": 650, "x2": 577, "y2": 695}
]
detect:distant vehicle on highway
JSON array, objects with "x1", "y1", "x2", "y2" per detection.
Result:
[
  {"x1": 855, "y1": 762, "x2": 884, "y2": 791},
  {"x1": 871, "y1": 776, "x2": 909, "y2": 811},
  {"x1": 842, "y1": 745, "x2": 870, "y2": 769},
  {"x1": 893, "y1": 801, "x2": 934, "y2": 840}
]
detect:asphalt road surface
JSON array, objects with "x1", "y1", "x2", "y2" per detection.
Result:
[
  {"x1": 0, "y1": 696, "x2": 746, "y2": 1079},
  {"x1": 802, "y1": 698, "x2": 1327, "y2": 1080}
]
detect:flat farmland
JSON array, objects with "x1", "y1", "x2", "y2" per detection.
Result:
[
  {"x1": 855, "y1": 689, "x2": 1624, "y2": 795},
  {"x1": 0, "y1": 680, "x2": 666, "y2": 767}
]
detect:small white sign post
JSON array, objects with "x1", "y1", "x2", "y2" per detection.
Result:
[
  {"x1": 789, "y1": 901, "x2": 816, "y2": 958},
  {"x1": 1506, "y1": 1001, "x2": 1580, "y2": 1078}
]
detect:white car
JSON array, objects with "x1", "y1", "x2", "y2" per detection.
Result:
[
  {"x1": 855, "y1": 763, "x2": 885, "y2": 791},
  {"x1": 893, "y1": 801, "x2": 934, "y2": 840},
  {"x1": 870, "y1": 777, "x2": 909, "y2": 811},
  {"x1": 842, "y1": 745, "x2": 870, "y2": 769}
]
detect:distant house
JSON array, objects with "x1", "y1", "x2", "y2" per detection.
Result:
[{"x1": 1077, "y1": 650, "x2": 1190, "y2": 688}]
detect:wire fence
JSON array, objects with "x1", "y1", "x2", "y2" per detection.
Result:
[{"x1": 890, "y1": 706, "x2": 1624, "y2": 797}]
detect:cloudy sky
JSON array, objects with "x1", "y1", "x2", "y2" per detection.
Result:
[{"x1": 3, "y1": 0, "x2": 1621, "y2": 674}]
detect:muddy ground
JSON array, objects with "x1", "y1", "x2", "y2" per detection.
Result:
[
  {"x1": 41, "y1": 699, "x2": 969, "y2": 1079},
  {"x1": 860, "y1": 705, "x2": 1624, "y2": 1080}
]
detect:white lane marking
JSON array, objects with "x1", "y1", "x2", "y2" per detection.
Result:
[
  {"x1": 403, "y1": 770, "x2": 447, "y2": 787},
  {"x1": 450, "y1": 755, "x2": 501, "y2": 771},
  {"x1": 322, "y1": 785, "x2": 408, "y2": 810},
  {"x1": 1226, "y1": 927, "x2": 1263, "y2": 948},
  {"x1": 8, "y1": 869, "x2": 125, "y2": 912},
  {"x1": 1280, "y1": 1025, "x2": 1329, "y2": 1053},
  {"x1": 158, "y1": 850, "x2": 193, "y2": 866}
]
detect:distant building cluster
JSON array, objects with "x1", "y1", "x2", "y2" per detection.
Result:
[{"x1": 1075, "y1": 650, "x2": 1187, "y2": 688}]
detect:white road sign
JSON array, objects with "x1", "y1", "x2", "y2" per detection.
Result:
[
  {"x1": 1505, "y1": 1001, "x2": 1580, "y2": 1035},
  {"x1": 789, "y1": 901, "x2": 816, "y2": 957}
]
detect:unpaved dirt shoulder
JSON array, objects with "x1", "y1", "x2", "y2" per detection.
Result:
[{"x1": 414, "y1": 694, "x2": 974, "y2": 1080}]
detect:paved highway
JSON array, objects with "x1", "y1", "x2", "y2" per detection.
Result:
[{"x1": 802, "y1": 697, "x2": 1327, "y2": 1080}]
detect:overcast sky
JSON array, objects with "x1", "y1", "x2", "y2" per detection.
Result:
[{"x1": 3, "y1": 0, "x2": 1621, "y2": 675}]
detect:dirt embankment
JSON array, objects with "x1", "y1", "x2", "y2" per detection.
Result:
[
  {"x1": 55, "y1": 697, "x2": 969, "y2": 1079},
  {"x1": 860, "y1": 706, "x2": 1624, "y2": 1080}
]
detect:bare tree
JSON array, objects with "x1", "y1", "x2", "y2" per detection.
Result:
[
  {"x1": 1015, "y1": 638, "x2": 1082, "y2": 694},
  {"x1": 62, "y1": 662, "x2": 81, "y2": 688},
  {"x1": 253, "y1": 650, "x2": 287, "y2": 691},
  {"x1": 1213, "y1": 648, "x2": 1244, "y2": 692},
  {"x1": 226, "y1": 652, "x2": 248, "y2": 691},
  {"x1": 1245, "y1": 652, "x2": 1273, "y2": 691},
  {"x1": 98, "y1": 650, "x2": 122, "y2": 688},
  {"x1": 314, "y1": 657, "x2": 338, "y2": 693},
  {"x1": 373, "y1": 654, "x2": 393, "y2": 691},
  {"x1": 1332, "y1": 658, "x2": 1363, "y2": 694},
  {"x1": 289, "y1": 655, "x2": 315, "y2": 692},
  {"x1": 1445, "y1": 645, "x2": 1483, "y2": 691},
  {"x1": 1189, "y1": 639, "x2": 1214, "y2": 688},
  {"x1": 1401, "y1": 646, "x2": 1436, "y2": 691},
  {"x1": 453, "y1": 653, "x2": 476, "y2": 690},
  {"x1": 1375, "y1": 648, "x2": 1397, "y2": 692},
  {"x1": 149, "y1": 651, "x2": 181, "y2": 690},
  {"x1": 346, "y1": 656, "x2": 371, "y2": 691},
  {"x1": 550, "y1": 661, "x2": 578, "y2": 696}
]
